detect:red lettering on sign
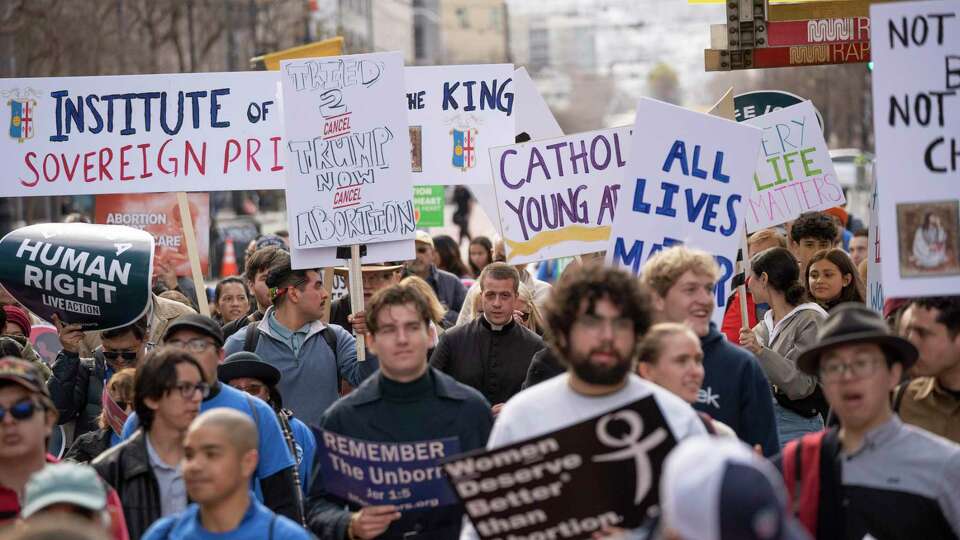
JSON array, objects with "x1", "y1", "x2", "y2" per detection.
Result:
[
  {"x1": 333, "y1": 186, "x2": 363, "y2": 208},
  {"x1": 323, "y1": 113, "x2": 352, "y2": 140}
]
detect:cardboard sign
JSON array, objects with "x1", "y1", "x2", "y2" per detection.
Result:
[
  {"x1": 95, "y1": 193, "x2": 210, "y2": 276},
  {"x1": 443, "y1": 397, "x2": 677, "y2": 540},
  {"x1": 605, "y1": 98, "x2": 761, "y2": 317},
  {"x1": 492, "y1": 127, "x2": 630, "y2": 264},
  {"x1": 406, "y1": 64, "x2": 515, "y2": 186},
  {"x1": 319, "y1": 431, "x2": 462, "y2": 511},
  {"x1": 280, "y1": 51, "x2": 415, "y2": 252},
  {"x1": 871, "y1": 0, "x2": 960, "y2": 297},
  {"x1": 734, "y1": 90, "x2": 824, "y2": 128},
  {"x1": 414, "y1": 185, "x2": 446, "y2": 228},
  {"x1": 0, "y1": 71, "x2": 284, "y2": 197},
  {"x1": 0, "y1": 223, "x2": 154, "y2": 330},
  {"x1": 29, "y1": 324, "x2": 62, "y2": 367},
  {"x1": 742, "y1": 101, "x2": 843, "y2": 231}
]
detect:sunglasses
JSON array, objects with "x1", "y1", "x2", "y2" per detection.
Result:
[
  {"x1": 0, "y1": 399, "x2": 39, "y2": 422},
  {"x1": 102, "y1": 350, "x2": 138, "y2": 363}
]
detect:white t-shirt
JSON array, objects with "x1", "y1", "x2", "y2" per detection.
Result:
[{"x1": 460, "y1": 373, "x2": 706, "y2": 540}]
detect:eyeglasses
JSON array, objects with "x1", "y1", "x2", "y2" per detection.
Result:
[
  {"x1": 102, "y1": 350, "x2": 138, "y2": 363},
  {"x1": 0, "y1": 399, "x2": 39, "y2": 422},
  {"x1": 171, "y1": 382, "x2": 211, "y2": 399},
  {"x1": 166, "y1": 339, "x2": 216, "y2": 354},
  {"x1": 819, "y1": 357, "x2": 882, "y2": 383},
  {"x1": 232, "y1": 382, "x2": 266, "y2": 396}
]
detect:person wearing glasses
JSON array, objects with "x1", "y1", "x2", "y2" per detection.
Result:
[
  {"x1": 90, "y1": 348, "x2": 204, "y2": 539},
  {"x1": 49, "y1": 315, "x2": 150, "y2": 442},
  {"x1": 403, "y1": 231, "x2": 466, "y2": 327},
  {"x1": 122, "y1": 314, "x2": 303, "y2": 525},
  {"x1": 777, "y1": 303, "x2": 960, "y2": 539},
  {"x1": 430, "y1": 263, "x2": 544, "y2": 416}
]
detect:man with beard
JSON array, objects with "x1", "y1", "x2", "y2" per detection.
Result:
[{"x1": 459, "y1": 263, "x2": 705, "y2": 540}]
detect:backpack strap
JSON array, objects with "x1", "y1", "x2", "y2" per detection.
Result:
[
  {"x1": 243, "y1": 323, "x2": 261, "y2": 354},
  {"x1": 319, "y1": 327, "x2": 338, "y2": 361},
  {"x1": 892, "y1": 381, "x2": 908, "y2": 413},
  {"x1": 782, "y1": 431, "x2": 826, "y2": 536}
]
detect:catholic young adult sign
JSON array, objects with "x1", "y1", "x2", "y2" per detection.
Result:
[
  {"x1": 280, "y1": 51, "x2": 415, "y2": 253},
  {"x1": 318, "y1": 432, "x2": 462, "y2": 511},
  {"x1": 0, "y1": 71, "x2": 285, "y2": 197},
  {"x1": 871, "y1": 0, "x2": 960, "y2": 297},
  {"x1": 492, "y1": 127, "x2": 630, "y2": 264},
  {"x1": 0, "y1": 223, "x2": 153, "y2": 330},
  {"x1": 605, "y1": 99, "x2": 761, "y2": 316},
  {"x1": 742, "y1": 101, "x2": 843, "y2": 231},
  {"x1": 443, "y1": 397, "x2": 677, "y2": 540}
]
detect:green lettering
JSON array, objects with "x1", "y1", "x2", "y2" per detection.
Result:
[{"x1": 800, "y1": 147, "x2": 822, "y2": 176}]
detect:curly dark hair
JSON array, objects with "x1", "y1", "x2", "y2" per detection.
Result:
[
  {"x1": 544, "y1": 263, "x2": 652, "y2": 356},
  {"x1": 790, "y1": 212, "x2": 838, "y2": 244},
  {"x1": 365, "y1": 283, "x2": 434, "y2": 335},
  {"x1": 912, "y1": 296, "x2": 960, "y2": 337}
]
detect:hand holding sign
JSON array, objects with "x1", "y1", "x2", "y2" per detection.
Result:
[
  {"x1": 51, "y1": 314, "x2": 84, "y2": 355},
  {"x1": 349, "y1": 506, "x2": 402, "y2": 540}
]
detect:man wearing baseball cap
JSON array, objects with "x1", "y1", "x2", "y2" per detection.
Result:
[
  {"x1": 780, "y1": 303, "x2": 960, "y2": 539},
  {"x1": 20, "y1": 462, "x2": 109, "y2": 528},
  {"x1": 404, "y1": 231, "x2": 466, "y2": 326},
  {"x1": 120, "y1": 314, "x2": 302, "y2": 525}
]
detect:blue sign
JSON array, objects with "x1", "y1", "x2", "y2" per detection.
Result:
[{"x1": 319, "y1": 431, "x2": 462, "y2": 511}]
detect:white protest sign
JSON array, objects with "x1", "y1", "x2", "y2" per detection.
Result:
[
  {"x1": 605, "y1": 98, "x2": 762, "y2": 319},
  {"x1": 867, "y1": 176, "x2": 884, "y2": 312},
  {"x1": 406, "y1": 64, "x2": 514, "y2": 186},
  {"x1": 290, "y1": 239, "x2": 414, "y2": 271},
  {"x1": 871, "y1": 1, "x2": 960, "y2": 297},
  {"x1": 280, "y1": 51, "x2": 414, "y2": 253},
  {"x1": 743, "y1": 101, "x2": 844, "y2": 231},
  {"x1": 492, "y1": 127, "x2": 630, "y2": 264},
  {"x1": 0, "y1": 71, "x2": 284, "y2": 197},
  {"x1": 514, "y1": 67, "x2": 563, "y2": 142}
]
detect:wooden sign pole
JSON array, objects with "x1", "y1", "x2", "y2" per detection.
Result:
[
  {"x1": 176, "y1": 192, "x2": 210, "y2": 316},
  {"x1": 347, "y1": 244, "x2": 366, "y2": 361},
  {"x1": 321, "y1": 268, "x2": 334, "y2": 324}
]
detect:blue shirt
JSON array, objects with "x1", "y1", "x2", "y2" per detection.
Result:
[
  {"x1": 288, "y1": 417, "x2": 315, "y2": 495},
  {"x1": 121, "y1": 384, "x2": 295, "y2": 491},
  {"x1": 266, "y1": 313, "x2": 312, "y2": 357},
  {"x1": 142, "y1": 494, "x2": 311, "y2": 540}
]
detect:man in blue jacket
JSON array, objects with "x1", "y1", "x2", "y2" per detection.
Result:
[
  {"x1": 224, "y1": 250, "x2": 379, "y2": 426},
  {"x1": 306, "y1": 283, "x2": 493, "y2": 540},
  {"x1": 643, "y1": 246, "x2": 781, "y2": 456}
]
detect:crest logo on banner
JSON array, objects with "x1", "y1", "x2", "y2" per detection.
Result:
[
  {"x1": 4, "y1": 88, "x2": 39, "y2": 143},
  {"x1": 449, "y1": 115, "x2": 480, "y2": 172}
]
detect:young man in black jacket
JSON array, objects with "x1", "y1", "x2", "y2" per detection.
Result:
[
  {"x1": 48, "y1": 315, "x2": 149, "y2": 440},
  {"x1": 92, "y1": 348, "x2": 205, "y2": 539},
  {"x1": 307, "y1": 283, "x2": 493, "y2": 540}
]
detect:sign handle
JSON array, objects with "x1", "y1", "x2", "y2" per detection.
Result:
[
  {"x1": 348, "y1": 244, "x2": 366, "y2": 362},
  {"x1": 321, "y1": 268, "x2": 334, "y2": 324},
  {"x1": 739, "y1": 229, "x2": 750, "y2": 330},
  {"x1": 176, "y1": 192, "x2": 210, "y2": 317}
]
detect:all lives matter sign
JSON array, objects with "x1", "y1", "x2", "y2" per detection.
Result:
[{"x1": 443, "y1": 396, "x2": 677, "y2": 540}]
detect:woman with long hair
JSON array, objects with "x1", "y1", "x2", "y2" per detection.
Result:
[
  {"x1": 400, "y1": 275, "x2": 449, "y2": 342},
  {"x1": 212, "y1": 276, "x2": 252, "y2": 325},
  {"x1": 468, "y1": 236, "x2": 494, "y2": 277},
  {"x1": 432, "y1": 235, "x2": 472, "y2": 278},
  {"x1": 739, "y1": 247, "x2": 828, "y2": 446},
  {"x1": 806, "y1": 248, "x2": 865, "y2": 311}
]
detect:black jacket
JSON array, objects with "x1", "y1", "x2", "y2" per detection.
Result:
[
  {"x1": 306, "y1": 368, "x2": 493, "y2": 540},
  {"x1": 64, "y1": 427, "x2": 113, "y2": 464},
  {"x1": 48, "y1": 349, "x2": 109, "y2": 437},
  {"x1": 521, "y1": 347, "x2": 565, "y2": 390},
  {"x1": 430, "y1": 317, "x2": 544, "y2": 405},
  {"x1": 329, "y1": 295, "x2": 352, "y2": 332},
  {"x1": 91, "y1": 429, "x2": 163, "y2": 540},
  {"x1": 222, "y1": 310, "x2": 264, "y2": 340}
]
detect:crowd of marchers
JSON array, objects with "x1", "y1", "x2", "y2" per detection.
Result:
[{"x1": 0, "y1": 207, "x2": 958, "y2": 540}]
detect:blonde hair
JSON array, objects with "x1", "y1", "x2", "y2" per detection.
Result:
[
  {"x1": 748, "y1": 229, "x2": 786, "y2": 250},
  {"x1": 516, "y1": 283, "x2": 543, "y2": 333},
  {"x1": 637, "y1": 323, "x2": 699, "y2": 365},
  {"x1": 400, "y1": 275, "x2": 446, "y2": 326},
  {"x1": 641, "y1": 246, "x2": 720, "y2": 298}
]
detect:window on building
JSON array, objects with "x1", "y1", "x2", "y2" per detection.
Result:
[
  {"x1": 489, "y1": 7, "x2": 501, "y2": 31},
  {"x1": 456, "y1": 7, "x2": 470, "y2": 29}
]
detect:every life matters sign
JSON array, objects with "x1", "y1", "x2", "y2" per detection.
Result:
[
  {"x1": 871, "y1": 0, "x2": 960, "y2": 297},
  {"x1": 0, "y1": 223, "x2": 153, "y2": 331},
  {"x1": 605, "y1": 98, "x2": 762, "y2": 317},
  {"x1": 742, "y1": 101, "x2": 843, "y2": 232},
  {"x1": 280, "y1": 51, "x2": 415, "y2": 251},
  {"x1": 492, "y1": 127, "x2": 630, "y2": 264}
]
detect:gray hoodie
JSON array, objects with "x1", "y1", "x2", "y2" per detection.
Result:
[{"x1": 753, "y1": 303, "x2": 828, "y2": 400}]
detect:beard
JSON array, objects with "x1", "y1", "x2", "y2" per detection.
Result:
[{"x1": 566, "y1": 347, "x2": 632, "y2": 386}]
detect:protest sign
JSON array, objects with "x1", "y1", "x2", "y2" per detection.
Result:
[
  {"x1": 867, "y1": 177, "x2": 884, "y2": 312},
  {"x1": 280, "y1": 51, "x2": 415, "y2": 252},
  {"x1": 0, "y1": 71, "x2": 285, "y2": 197},
  {"x1": 492, "y1": 127, "x2": 630, "y2": 264},
  {"x1": 514, "y1": 67, "x2": 563, "y2": 142},
  {"x1": 734, "y1": 90, "x2": 824, "y2": 127},
  {"x1": 742, "y1": 101, "x2": 843, "y2": 231},
  {"x1": 871, "y1": 0, "x2": 960, "y2": 297},
  {"x1": 406, "y1": 64, "x2": 514, "y2": 186},
  {"x1": 95, "y1": 193, "x2": 210, "y2": 276},
  {"x1": 414, "y1": 185, "x2": 446, "y2": 227},
  {"x1": 0, "y1": 223, "x2": 153, "y2": 330},
  {"x1": 605, "y1": 98, "x2": 762, "y2": 317},
  {"x1": 29, "y1": 325, "x2": 62, "y2": 367},
  {"x1": 319, "y1": 431, "x2": 461, "y2": 511},
  {"x1": 443, "y1": 396, "x2": 677, "y2": 540}
]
